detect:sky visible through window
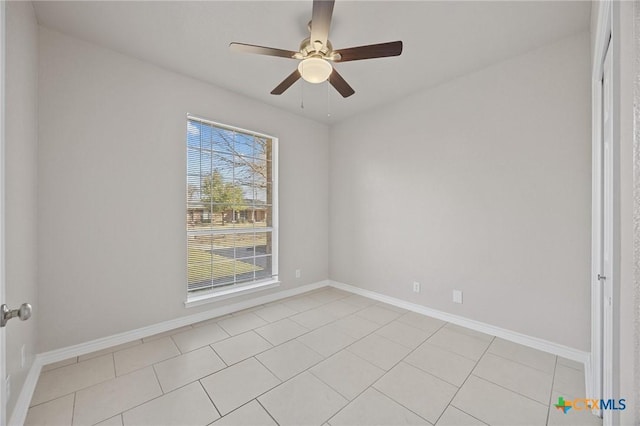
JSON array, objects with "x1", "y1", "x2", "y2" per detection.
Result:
[{"x1": 187, "y1": 120, "x2": 269, "y2": 205}]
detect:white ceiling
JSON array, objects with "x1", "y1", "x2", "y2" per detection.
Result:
[{"x1": 33, "y1": 1, "x2": 591, "y2": 124}]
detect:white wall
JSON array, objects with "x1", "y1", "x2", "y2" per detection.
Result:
[
  {"x1": 5, "y1": 0, "x2": 39, "y2": 418},
  {"x1": 329, "y1": 32, "x2": 591, "y2": 350},
  {"x1": 37, "y1": 27, "x2": 329, "y2": 352}
]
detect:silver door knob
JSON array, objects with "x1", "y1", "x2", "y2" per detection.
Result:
[{"x1": 0, "y1": 303, "x2": 32, "y2": 327}]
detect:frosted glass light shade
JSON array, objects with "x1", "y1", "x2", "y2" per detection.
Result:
[{"x1": 298, "y1": 57, "x2": 333, "y2": 83}]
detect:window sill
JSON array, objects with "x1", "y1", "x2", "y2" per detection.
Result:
[{"x1": 184, "y1": 279, "x2": 280, "y2": 308}]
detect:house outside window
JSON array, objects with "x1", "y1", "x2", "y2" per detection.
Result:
[{"x1": 186, "y1": 115, "x2": 278, "y2": 302}]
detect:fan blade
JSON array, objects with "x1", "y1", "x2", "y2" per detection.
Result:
[
  {"x1": 229, "y1": 42, "x2": 298, "y2": 59},
  {"x1": 334, "y1": 41, "x2": 403, "y2": 62},
  {"x1": 271, "y1": 69, "x2": 301, "y2": 95},
  {"x1": 329, "y1": 69, "x2": 355, "y2": 98},
  {"x1": 310, "y1": 0, "x2": 335, "y2": 49}
]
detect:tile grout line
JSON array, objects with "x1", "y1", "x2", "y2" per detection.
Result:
[
  {"x1": 545, "y1": 355, "x2": 559, "y2": 425},
  {"x1": 168, "y1": 333, "x2": 182, "y2": 356},
  {"x1": 207, "y1": 355, "x2": 285, "y2": 418},
  {"x1": 373, "y1": 323, "x2": 453, "y2": 424},
  {"x1": 252, "y1": 353, "x2": 291, "y2": 384},
  {"x1": 112, "y1": 338, "x2": 183, "y2": 378},
  {"x1": 446, "y1": 405, "x2": 489, "y2": 426},
  {"x1": 389, "y1": 318, "x2": 444, "y2": 342},
  {"x1": 431, "y1": 334, "x2": 496, "y2": 425},
  {"x1": 256, "y1": 397, "x2": 281, "y2": 426},
  {"x1": 426, "y1": 330, "x2": 492, "y2": 363},
  {"x1": 86, "y1": 342, "x2": 236, "y2": 425},
  {"x1": 469, "y1": 354, "x2": 556, "y2": 403},
  {"x1": 346, "y1": 321, "x2": 442, "y2": 370},
  {"x1": 205, "y1": 396, "x2": 254, "y2": 420},
  {"x1": 327, "y1": 321, "x2": 449, "y2": 424},
  {"x1": 216, "y1": 296, "x2": 380, "y2": 372},
  {"x1": 262, "y1": 321, "x2": 315, "y2": 342},
  {"x1": 556, "y1": 360, "x2": 586, "y2": 373},
  {"x1": 440, "y1": 323, "x2": 495, "y2": 344},
  {"x1": 207, "y1": 342, "x2": 230, "y2": 368},
  {"x1": 79, "y1": 339, "x2": 144, "y2": 364},
  {"x1": 149, "y1": 361, "x2": 164, "y2": 395},
  {"x1": 180, "y1": 306, "x2": 295, "y2": 353},
  {"x1": 214, "y1": 327, "x2": 320, "y2": 371},
  {"x1": 465, "y1": 339, "x2": 565, "y2": 405},
  {"x1": 402, "y1": 349, "x2": 475, "y2": 389},
  {"x1": 438, "y1": 333, "x2": 563, "y2": 412},
  {"x1": 70, "y1": 392, "x2": 77, "y2": 426},
  {"x1": 487, "y1": 349, "x2": 558, "y2": 375},
  {"x1": 197, "y1": 379, "x2": 222, "y2": 420},
  {"x1": 203, "y1": 396, "x2": 276, "y2": 425},
  {"x1": 301, "y1": 316, "x2": 415, "y2": 405},
  {"x1": 465, "y1": 374, "x2": 551, "y2": 407},
  {"x1": 39, "y1": 356, "x2": 79, "y2": 373},
  {"x1": 303, "y1": 320, "x2": 411, "y2": 405},
  {"x1": 254, "y1": 356, "x2": 350, "y2": 426},
  {"x1": 29, "y1": 355, "x2": 120, "y2": 410},
  {"x1": 251, "y1": 311, "x2": 400, "y2": 424},
  {"x1": 307, "y1": 369, "x2": 355, "y2": 403},
  {"x1": 253, "y1": 319, "x2": 311, "y2": 346},
  {"x1": 97, "y1": 367, "x2": 165, "y2": 425},
  {"x1": 180, "y1": 292, "x2": 357, "y2": 357},
  {"x1": 175, "y1": 330, "x2": 230, "y2": 356},
  {"x1": 93, "y1": 370, "x2": 209, "y2": 425},
  {"x1": 219, "y1": 335, "x2": 268, "y2": 364},
  {"x1": 409, "y1": 341, "x2": 565, "y2": 413},
  {"x1": 142, "y1": 324, "x2": 193, "y2": 344}
]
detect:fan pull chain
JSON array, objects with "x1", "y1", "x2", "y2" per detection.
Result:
[
  {"x1": 327, "y1": 79, "x2": 331, "y2": 117},
  {"x1": 300, "y1": 62, "x2": 305, "y2": 109}
]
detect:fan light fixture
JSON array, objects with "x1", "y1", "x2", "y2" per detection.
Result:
[{"x1": 298, "y1": 57, "x2": 333, "y2": 83}]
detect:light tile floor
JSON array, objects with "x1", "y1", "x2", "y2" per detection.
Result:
[{"x1": 26, "y1": 288, "x2": 602, "y2": 426}]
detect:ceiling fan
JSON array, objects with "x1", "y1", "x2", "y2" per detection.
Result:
[{"x1": 229, "y1": 0, "x2": 403, "y2": 98}]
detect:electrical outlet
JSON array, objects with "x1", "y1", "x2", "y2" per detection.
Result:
[
  {"x1": 453, "y1": 290, "x2": 463, "y2": 304},
  {"x1": 5, "y1": 375, "x2": 10, "y2": 401},
  {"x1": 412, "y1": 281, "x2": 420, "y2": 293},
  {"x1": 295, "y1": 269, "x2": 301, "y2": 278},
  {"x1": 21, "y1": 344, "x2": 26, "y2": 368}
]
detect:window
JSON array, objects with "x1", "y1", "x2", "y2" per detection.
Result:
[{"x1": 186, "y1": 115, "x2": 277, "y2": 301}]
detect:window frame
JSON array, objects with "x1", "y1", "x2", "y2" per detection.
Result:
[{"x1": 184, "y1": 114, "x2": 279, "y2": 307}]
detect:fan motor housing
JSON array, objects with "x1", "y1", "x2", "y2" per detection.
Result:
[{"x1": 297, "y1": 37, "x2": 340, "y2": 61}]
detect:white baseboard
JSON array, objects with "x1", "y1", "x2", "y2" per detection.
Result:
[
  {"x1": 37, "y1": 280, "x2": 328, "y2": 366},
  {"x1": 8, "y1": 280, "x2": 328, "y2": 425},
  {"x1": 8, "y1": 360, "x2": 41, "y2": 426},
  {"x1": 330, "y1": 280, "x2": 591, "y2": 365}
]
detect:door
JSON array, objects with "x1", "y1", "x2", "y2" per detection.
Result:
[
  {"x1": 0, "y1": 1, "x2": 6, "y2": 423},
  {"x1": 600, "y1": 38, "x2": 614, "y2": 424}
]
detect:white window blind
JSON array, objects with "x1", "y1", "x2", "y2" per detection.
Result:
[{"x1": 186, "y1": 116, "x2": 277, "y2": 297}]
